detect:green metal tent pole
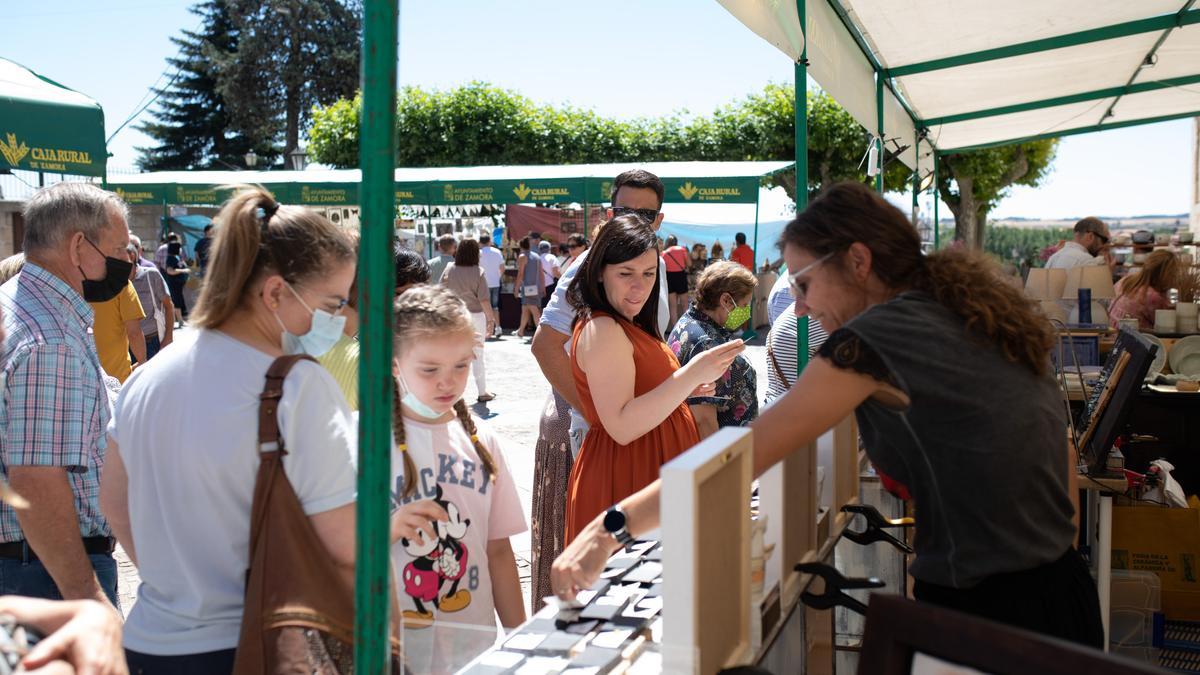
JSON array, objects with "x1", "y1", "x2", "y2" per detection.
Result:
[
  {"x1": 933, "y1": 153, "x2": 940, "y2": 248},
  {"x1": 874, "y1": 74, "x2": 884, "y2": 193},
  {"x1": 356, "y1": 0, "x2": 398, "y2": 672},
  {"x1": 752, "y1": 194, "x2": 760, "y2": 270},
  {"x1": 795, "y1": 0, "x2": 810, "y2": 375},
  {"x1": 911, "y1": 136, "x2": 920, "y2": 229}
]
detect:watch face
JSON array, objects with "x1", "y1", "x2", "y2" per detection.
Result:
[{"x1": 604, "y1": 507, "x2": 626, "y2": 533}]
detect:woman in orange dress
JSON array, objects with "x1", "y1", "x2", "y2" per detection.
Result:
[{"x1": 563, "y1": 215, "x2": 744, "y2": 544}]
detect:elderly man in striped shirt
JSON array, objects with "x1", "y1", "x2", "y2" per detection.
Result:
[{"x1": 0, "y1": 182, "x2": 133, "y2": 608}]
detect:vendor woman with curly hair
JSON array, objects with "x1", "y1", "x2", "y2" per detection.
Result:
[{"x1": 553, "y1": 181, "x2": 1101, "y2": 648}]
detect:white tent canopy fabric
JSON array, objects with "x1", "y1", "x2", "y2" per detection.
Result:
[{"x1": 718, "y1": 1, "x2": 1200, "y2": 159}]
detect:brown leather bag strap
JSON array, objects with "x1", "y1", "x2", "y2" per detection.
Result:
[
  {"x1": 258, "y1": 355, "x2": 318, "y2": 454},
  {"x1": 767, "y1": 341, "x2": 793, "y2": 390}
]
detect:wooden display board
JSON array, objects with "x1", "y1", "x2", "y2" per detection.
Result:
[
  {"x1": 661, "y1": 427, "x2": 754, "y2": 674},
  {"x1": 756, "y1": 415, "x2": 861, "y2": 675}
]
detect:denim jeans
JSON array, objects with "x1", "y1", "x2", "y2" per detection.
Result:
[
  {"x1": 489, "y1": 286, "x2": 501, "y2": 309},
  {"x1": 0, "y1": 552, "x2": 119, "y2": 609},
  {"x1": 144, "y1": 334, "x2": 161, "y2": 360},
  {"x1": 126, "y1": 648, "x2": 237, "y2": 675}
]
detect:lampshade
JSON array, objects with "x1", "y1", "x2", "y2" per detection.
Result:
[
  {"x1": 1026, "y1": 268, "x2": 1068, "y2": 300},
  {"x1": 1062, "y1": 265, "x2": 1115, "y2": 300}
]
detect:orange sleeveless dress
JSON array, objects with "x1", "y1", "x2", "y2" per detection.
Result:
[{"x1": 564, "y1": 311, "x2": 699, "y2": 544}]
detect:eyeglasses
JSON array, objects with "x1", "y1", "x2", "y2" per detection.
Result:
[
  {"x1": 610, "y1": 206, "x2": 659, "y2": 223},
  {"x1": 1092, "y1": 231, "x2": 1110, "y2": 245},
  {"x1": 788, "y1": 252, "x2": 835, "y2": 305},
  {"x1": 292, "y1": 282, "x2": 349, "y2": 315}
]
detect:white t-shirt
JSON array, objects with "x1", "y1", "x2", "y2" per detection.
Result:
[
  {"x1": 1045, "y1": 241, "x2": 1105, "y2": 269},
  {"x1": 479, "y1": 246, "x2": 505, "y2": 288},
  {"x1": 539, "y1": 254, "x2": 557, "y2": 287},
  {"x1": 389, "y1": 413, "x2": 526, "y2": 674},
  {"x1": 109, "y1": 329, "x2": 358, "y2": 655}
]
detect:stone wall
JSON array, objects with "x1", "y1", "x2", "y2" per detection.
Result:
[{"x1": 0, "y1": 201, "x2": 22, "y2": 258}]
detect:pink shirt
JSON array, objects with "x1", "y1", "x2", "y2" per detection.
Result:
[
  {"x1": 1108, "y1": 280, "x2": 1169, "y2": 331},
  {"x1": 388, "y1": 414, "x2": 526, "y2": 674}
]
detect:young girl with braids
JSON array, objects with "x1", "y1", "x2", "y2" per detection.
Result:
[{"x1": 388, "y1": 285, "x2": 526, "y2": 674}]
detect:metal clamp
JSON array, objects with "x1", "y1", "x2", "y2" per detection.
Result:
[
  {"x1": 841, "y1": 504, "x2": 915, "y2": 554},
  {"x1": 795, "y1": 562, "x2": 885, "y2": 615}
]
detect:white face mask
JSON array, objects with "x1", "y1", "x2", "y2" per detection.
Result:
[
  {"x1": 274, "y1": 283, "x2": 346, "y2": 357},
  {"x1": 397, "y1": 375, "x2": 445, "y2": 420}
]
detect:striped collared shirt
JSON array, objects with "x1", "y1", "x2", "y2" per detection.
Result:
[{"x1": 0, "y1": 263, "x2": 111, "y2": 542}]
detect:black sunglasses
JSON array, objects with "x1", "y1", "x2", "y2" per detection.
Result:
[
  {"x1": 1092, "y1": 230, "x2": 1109, "y2": 245},
  {"x1": 611, "y1": 206, "x2": 659, "y2": 223}
]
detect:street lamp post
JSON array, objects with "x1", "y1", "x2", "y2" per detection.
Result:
[
  {"x1": 287, "y1": 146, "x2": 308, "y2": 171},
  {"x1": 244, "y1": 150, "x2": 258, "y2": 169}
]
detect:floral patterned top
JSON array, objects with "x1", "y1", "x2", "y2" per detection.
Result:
[{"x1": 667, "y1": 305, "x2": 759, "y2": 427}]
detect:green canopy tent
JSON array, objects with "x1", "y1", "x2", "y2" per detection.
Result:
[
  {"x1": 718, "y1": 0, "x2": 1200, "y2": 653},
  {"x1": 104, "y1": 161, "x2": 792, "y2": 208},
  {"x1": 106, "y1": 160, "x2": 793, "y2": 263},
  {"x1": 0, "y1": 57, "x2": 106, "y2": 179}
]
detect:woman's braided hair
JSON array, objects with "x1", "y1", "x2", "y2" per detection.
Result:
[{"x1": 392, "y1": 285, "x2": 498, "y2": 498}]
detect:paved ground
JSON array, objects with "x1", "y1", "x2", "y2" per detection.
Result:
[{"x1": 116, "y1": 325, "x2": 770, "y2": 617}]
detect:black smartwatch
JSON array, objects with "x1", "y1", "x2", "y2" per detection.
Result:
[{"x1": 603, "y1": 505, "x2": 636, "y2": 548}]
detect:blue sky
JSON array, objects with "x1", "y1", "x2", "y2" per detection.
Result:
[{"x1": 6, "y1": 0, "x2": 1194, "y2": 219}]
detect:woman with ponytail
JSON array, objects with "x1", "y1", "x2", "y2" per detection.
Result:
[
  {"x1": 553, "y1": 181, "x2": 1101, "y2": 650},
  {"x1": 100, "y1": 187, "x2": 445, "y2": 674},
  {"x1": 388, "y1": 285, "x2": 526, "y2": 674}
]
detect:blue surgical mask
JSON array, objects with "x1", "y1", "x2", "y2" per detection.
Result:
[
  {"x1": 397, "y1": 375, "x2": 445, "y2": 420},
  {"x1": 274, "y1": 283, "x2": 346, "y2": 357}
]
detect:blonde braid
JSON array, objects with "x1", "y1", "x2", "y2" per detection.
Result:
[
  {"x1": 453, "y1": 399, "x2": 497, "y2": 483},
  {"x1": 391, "y1": 376, "x2": 418, "y2": 498}
]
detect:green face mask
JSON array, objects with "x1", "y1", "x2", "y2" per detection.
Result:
[{"x1": 723, "y1": 299, "x2": 751, "y2": 330}]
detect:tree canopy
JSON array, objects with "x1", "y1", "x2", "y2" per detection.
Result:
[
  {"x1": 137, "y1": 0, "x2": 361, "y2": 170},
  {"x1": 308, "y1": 82, "x2": 913, "y2": 197},
  {"x1": 136, "y1": 1, "x2": 258, "y2": 170},
  {"x1": 935, "y1": 140, "x2": 1059, "y2": 248}
]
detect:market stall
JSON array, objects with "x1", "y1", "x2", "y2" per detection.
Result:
[
  {"x1": 0, "y1": 57, "x2": 107, "y2": 180},
  {"x1": 340, "y1": 2, "x2": 1200, "y2": 673}
]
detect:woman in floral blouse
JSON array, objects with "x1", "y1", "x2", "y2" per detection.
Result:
[{"x1": 667, "y1": 260, "x2": 759, "y2": 438}]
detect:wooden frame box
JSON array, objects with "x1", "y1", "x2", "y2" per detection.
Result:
[{"x1": 661, "y1": 427, "x2": 754, "y2": 674}]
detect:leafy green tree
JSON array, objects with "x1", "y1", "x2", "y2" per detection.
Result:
[
  {"x1": 309, "y1": 82, "x2": 912, "y2": 197},
  {"x1": 220, "y1": 0, "x2": 361, "y2": 160},
  {"x1": 136, "y1": 1, "x2": 258, "y2": 170},
  {"x1": 936, "y1": 140, "x2": 1059, "y2": 249}
]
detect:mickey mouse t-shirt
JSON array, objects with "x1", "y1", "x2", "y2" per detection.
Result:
[{"x1": 388, "y1": 414, "x2": 527, "y2": 674}]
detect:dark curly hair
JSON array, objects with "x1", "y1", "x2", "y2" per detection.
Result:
[{"x1": 779, "y1": 182, "x2": 1055, "y2": 376}]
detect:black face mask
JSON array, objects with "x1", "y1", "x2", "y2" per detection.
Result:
[{"x1": 79, "y1": 237, "x2": 134, "y2": 303}]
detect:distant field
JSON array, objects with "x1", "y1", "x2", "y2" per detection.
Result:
[{"x1": 984, "y1": 215, "x2": 1191, "y2": 231}]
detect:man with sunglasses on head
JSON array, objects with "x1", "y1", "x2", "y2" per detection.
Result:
[
  {"x1": 527, "y1": 169, "x2": 672, "y2": 610},
  {"x1": 1045, "y1": 216, "x2": 1111, "y2": 269}
]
